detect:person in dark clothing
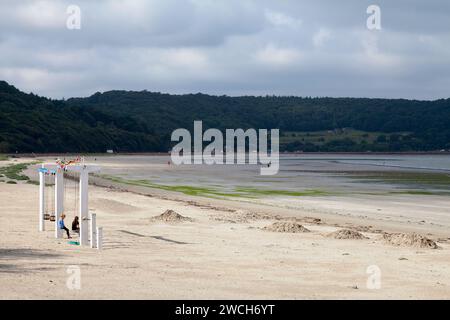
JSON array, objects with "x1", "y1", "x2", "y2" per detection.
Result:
[{"x1": 72, "y1": 216, "x2": 80, "y2": 233}]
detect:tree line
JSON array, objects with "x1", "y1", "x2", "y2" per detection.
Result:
[{"x1": 1, "y1": 80, "x2": 449, "y2": 153}]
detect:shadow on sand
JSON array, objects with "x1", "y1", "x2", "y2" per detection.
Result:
[
  {"x1": 118, "y1": 230, "x2": 190, "y2": 244},
  {"x1": 0, "y1": 248, "x2": 63, "y2": 274}
]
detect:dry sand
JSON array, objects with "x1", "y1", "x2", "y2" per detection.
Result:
[{"x1": 1, "y1": 158, "x2": 450, "y2": 299}]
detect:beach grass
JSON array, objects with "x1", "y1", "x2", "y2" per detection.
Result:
[
  {"x1": 100, "y1": 174, "x2": 328, "y2": 199},
  {"x1": 0, "y1": 163, "x2": 30, "y2": 181},
  {"x1": 234, "y1": 187, "x2": 328, "y2": 197},
  {"x1": 0, "y1": 161, "x2": 40, "y2": 182},
  {"x1": 389, "y1": 190, "x2": 450, "y2": 196},
  {"x1": 0, "y1": 154, "x2": 8, "y2": 161},
  {"x1": 101, "y1": 175, "x2": 250, "y2": 198},
  {"x1": 345, "y1": 171, "x2": 450, "y2": 189}
]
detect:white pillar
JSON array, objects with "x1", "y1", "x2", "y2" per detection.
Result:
[
  {"x1": 54, "y1": 169, "x2": 64, "y2": 238},
  {"x1": 90, "y1": 213, "x2": 97, "y2": 248},
  {"x1": 96, "y1": 227, "x2": 103, "y2": 250},
  {"x1": 79, "y1": 170, "x2": 89, "y2": 246},
  {"x1": 39, "y1": 166, "x2": 45, "y2": 232}
]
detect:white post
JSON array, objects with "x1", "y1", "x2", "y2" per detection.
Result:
[
  {"x1": 79, "y1": 170, "x2": 89, "y2": 246},
  {"x1": 96, "y1": 227, "x2": 103, "y2": 250},
  {"x1": 39, "y1": 165, "x2": 45, "y2": 232},
  {"x1": 54, "y1": 169, "x2": 64, "y2": 238},
  {"x1": 90, "y1": 213, "x2": 97, "y2": 248}
]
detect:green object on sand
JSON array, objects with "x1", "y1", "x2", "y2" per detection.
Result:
[{"x1": 68, "y1": 241, "x2": 80, "y2": 246}]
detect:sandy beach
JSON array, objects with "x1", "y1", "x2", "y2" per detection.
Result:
[{"x1": 1, "y1": 156, "x2": 450, "y2": 299}]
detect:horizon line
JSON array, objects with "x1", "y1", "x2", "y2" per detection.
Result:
[{"x1": 2, "y1": 80, "x2": 449, "y2": 103}]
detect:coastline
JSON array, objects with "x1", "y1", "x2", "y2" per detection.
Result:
[
  {"x1": 5, "y1": 151, "x2": 450, "y2": 159},
  {"x1": 1, "y1": 157, "x2": 450, "y2": 299},
  {"x1": 89, "y1": 173, "x2": 450, "y2": 238}
]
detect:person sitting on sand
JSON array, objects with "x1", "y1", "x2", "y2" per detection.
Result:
[
  {"x1": 58, "y1": 214, "x2": 71, "y2": 239},
  {"x1": 71, "y1": 216, "x2": 80, "y2": 233}
]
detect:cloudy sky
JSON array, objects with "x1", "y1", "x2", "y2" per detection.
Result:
[{"x1": 1, "y1": 0, "x2": 449, "y2": 99}]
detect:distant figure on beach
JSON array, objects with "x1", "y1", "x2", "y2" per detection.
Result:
[
  {"x1": 168, "y1": 160, "x2": 171, "y2": 166},
  {"x1": 71, "y1": 216, "x2": 80, "y2": 234},
  {"x1": 58, "y1": 214, "x2": 71, "y2": 239}
]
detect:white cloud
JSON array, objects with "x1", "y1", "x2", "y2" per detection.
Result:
[
  {"x1": 15, "y1": 0, "x2": 66, "y2": 29},
  {"x1": 313, "y1": 28, "x2": 331, "y2": 48},
  {"x1": 255, "y1": 44, "x2": 302, "y2": 68},
  {"x1": 265, "y1": 10, "x2": 302, "y2": 29},
  {"x1": 164, "y1": 48, "x2": 210, "y2": 69},
  {"x1": 359, "y1": 32, "x2": 403, "y2": 71}
]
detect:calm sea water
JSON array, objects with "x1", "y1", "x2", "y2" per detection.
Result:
[{"x1": 96, "y1": 154, "x2": 450, "y2": 195}]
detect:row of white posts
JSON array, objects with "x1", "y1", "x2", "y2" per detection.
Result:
[{"x1": 38, "y1": 164, "x2": 103, "y2": 250}]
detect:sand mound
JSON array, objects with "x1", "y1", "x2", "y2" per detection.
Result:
[
  {"x1": 383, "y1": 233, "x2": 438, "y2": 249},
  {"x1": 263, "y1": 222, "x2": 310, "y2": 233},
  {"x1": 151, "y1": 210, "x2": 193, "y2": 223},
  {"x1": 326, "y1": 229, "x2": 368, "y2": 240}
]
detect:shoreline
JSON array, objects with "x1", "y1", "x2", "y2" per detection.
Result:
[
  {"x1": 1, "y1": 157, "x2": 450, "y2": 299},
  {"x1": 89, "y1": 174, "x2": 450, "y2": 239},
  {"x1": 19, "y1": 157, "x2": 450, "y2": 238},
  {"x1": 5, "y1": 151, "x2": 450, "y2": 158}
]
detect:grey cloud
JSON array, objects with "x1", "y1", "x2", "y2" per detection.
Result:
[{"x1": 0, "y1": 0, "x2": 449, "y2": 100}]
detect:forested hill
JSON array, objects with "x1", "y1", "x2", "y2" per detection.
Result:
[{"x1": 1, "y1": 80, "x2": 449, "y2": 153}]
